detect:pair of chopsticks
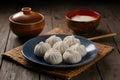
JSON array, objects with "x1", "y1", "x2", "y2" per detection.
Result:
[{"x1": 88, "y1": 33, "x2": 117, "y2": 41}]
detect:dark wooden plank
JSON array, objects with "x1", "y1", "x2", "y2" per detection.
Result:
[
  {"x1": 72, "y1": 65, "x2": 100, "y2": 80},
  {"x1": 105, "y1": 4, "x2": 120, "y2": 53},
  {"x1": 0, "y1": 32, "x2": 39, "y2": 80},
  {"x1": 93, "y1": 4, "x2": 120, "y2": 80},
  {"x1": 40, "y1": 74, "x2": 57, "y2": 80},
  {"x1": 37, "y1": 3, "x2": 53, "y2": 35},
  {"x1": 52, "y1": 2, "x2": 69, "y2": 30},
  {"x1": 0, "y1": 10, "x2": 9, "y2": 64},
  {"x1": 0, "y1": 3, "x2": 40, "y2": 80},
  {"x1": 0, "y1": 60, "x2": 39, "y2": 80},
  {"x1": 0, "y1": 4, "x2": 17, "y2": 67}
]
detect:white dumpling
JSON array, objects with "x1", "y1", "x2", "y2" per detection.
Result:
[
  {"x1": 34, "y1": 42, "x2": 51, "y2": 57},
  {"x1": 63, "y1": 49, "x2": 82, "y2": 64},
  {"x1": 53, "y1": 41, "x2": 69, "y2": 55},
  {"x1": 44, "y1": 48, "x2": 62, "y2": 64},
  {"x1": 80, "y1": 45, "x2": 87, "y2": 56},
  {"x1": 63, "y1": 35, "x2": 80, "y2": 47},
  {"x1": 70, "y1": 43, "x2": 87, "y2": 57},
  {"x1": 45, "y1": 35, "x2": 62, "y2": 46}
]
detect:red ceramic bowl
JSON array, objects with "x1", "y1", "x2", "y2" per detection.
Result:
[{"x1": 65, "y1": 9, "x2": 101, "y2": 34}]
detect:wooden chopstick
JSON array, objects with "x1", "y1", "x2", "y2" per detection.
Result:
[{"x1": 88, "y1": 33, "x2": 117, "y2": 41}]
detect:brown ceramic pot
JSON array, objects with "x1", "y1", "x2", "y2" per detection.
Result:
[{"x1": 9, "y1": 7, "x2": 45, "y2": 39}]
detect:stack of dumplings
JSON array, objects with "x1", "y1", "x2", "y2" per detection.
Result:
[{"x1": 34, "y1": 35, "x2": 87, "y2": 65}]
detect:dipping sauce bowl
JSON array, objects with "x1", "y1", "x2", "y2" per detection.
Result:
[{"x1": 65, "y1": 9, "x2": 101, "y2": 34}]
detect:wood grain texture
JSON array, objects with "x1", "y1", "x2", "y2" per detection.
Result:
[
  {"x1": 0, "y1": 5, "x2": 16, "y2": 65},
  {"x1": 0, "y1": 6, "x2": 39, "y2": 79},
  {"x1": 36, "y1": 3, "x2": 53, "y2": 35},
  {"x1": 0, "y1": 31, "x2": 39, "y2": 80},
  {"x1": 105, "y1": 4, "x2": 120, "y2": 54},
  {"x1": 94, "y1": 4, "x2": 120, "y2": 80},
  {"x1": 52, "y1": 1, "x2": 70, "y2": 31}
]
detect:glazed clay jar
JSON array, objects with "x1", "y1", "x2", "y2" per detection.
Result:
[{"x1": 9, "y1": 7, "x2": 45, "y2": 39}]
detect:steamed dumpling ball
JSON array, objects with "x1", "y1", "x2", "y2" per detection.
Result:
[
  {"x1": 53, "y1": 41, "x2": 69, "y2": 54},
  {"x1": 44, "y1": 48, "x2": 62, "y2": 64},
  {"x1": 45, "y1": 35, "x2": 62, "y2": 46},
  {"x1": 63, "y1": 35, "x2": 80, "y2": 47},
  {"x1": 79, "y1": 45, "x2": 87, "y2": 56},
  {"x1": 63, "y1": 49, "x2": 82, "y2": 64},
  {"x1": 70, "y1": 43, "x2": 87, "y2": 57},
  {"x1": 34, "y1": 42, "x2": 51, "y2": 57}
]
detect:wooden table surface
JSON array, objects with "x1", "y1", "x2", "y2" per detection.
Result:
[{"x1": 0, "y1": 1, "x2": 120, "y2": 80}]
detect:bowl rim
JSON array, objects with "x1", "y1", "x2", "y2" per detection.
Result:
[
  {"x1": 9, "y1": 13, "x2": 45, "y2": 25},
  {"x1": 65, "y1": 9, "x2": 101, "y2": 22}
]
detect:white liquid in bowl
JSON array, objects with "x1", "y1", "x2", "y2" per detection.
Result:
[{"x1": 71, "y1": 15, "x2": 96, "y2": 22}]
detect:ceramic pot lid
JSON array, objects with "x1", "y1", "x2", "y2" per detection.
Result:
[{"x1": 10, "y1": 7, "x2": 43, "y2": 24}]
